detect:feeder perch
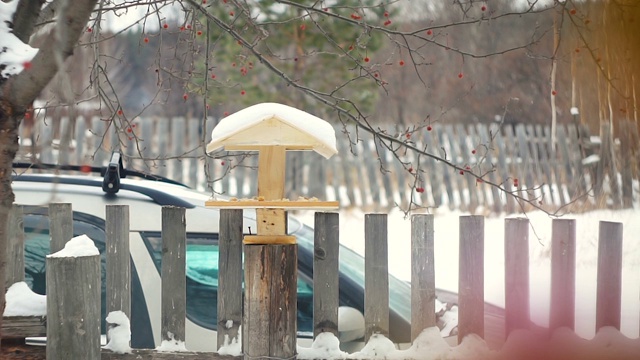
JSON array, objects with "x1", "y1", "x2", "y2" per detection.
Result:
[{"x1": 205, "y1": 102, "x2": 339, "y2": 244}]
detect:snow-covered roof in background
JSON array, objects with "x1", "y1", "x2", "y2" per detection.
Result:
[
  {"x1": 206, "y1": 103, "x2": 338, "y2": 159},
  {"x1": 0, "y1": 1, "x2": 38, "y2": 79}
]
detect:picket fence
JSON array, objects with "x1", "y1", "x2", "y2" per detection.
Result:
[
  {"x1": 2, "y1": 203, "x2": 638, "y2": 359},
  {"x1": 16, "y1": 116, "x2": 640, "y2": 213}
]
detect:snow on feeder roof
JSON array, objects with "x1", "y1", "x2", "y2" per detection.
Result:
[{"x1": 206, "y1": 102, "x2": 338, "y2": 159}]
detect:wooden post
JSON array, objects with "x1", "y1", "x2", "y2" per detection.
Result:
[
  {"x1": 217, "y1": 209, "x2": 244, "y2": 350},
  {"x1": 411, "y1": 214, "x2": 436, "y2": 341},
  {"x1": 364, "y1": 214, "x2": 389, "y2": 341},
  {"x1": 106, "y1": 205, "x2": 131, "y2": 332},
  {"x1": 46, "y1": 250, "x2": 101, "y2": 359},
  {"x1": 504, "y1": 218, "x2": 530, "y2": 336},
  {"x1": 244, "y1": 245, "x2": 297, "y2": 360},
  {"x1": 550, "y1": 219, "x2": 576, "y2": 330},
  {"x1": 49, "y1": 203, "x2": 73, "y2": 253},
  {"x1": 313, "y1": 212, "x2": 339, "y2": 338},
  {"x1": 458, "y1": 215, "x2": 484, "y2": 342},
  {"x1": 596, "y1": 221, "x2": 623, "y2": 331},
  {"x1": 161, "y1": 206, "x2": 186, "y2": 344},
  {"x1": 7, "y1": 204, "x2": 25, "y2": 286}
]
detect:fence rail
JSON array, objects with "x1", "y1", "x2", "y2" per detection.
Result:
[
  {"x1": 2, "y1": 203, "x2": 639, "y2": 359},
  {"x1": 16, "y1": 117, "x2": 640, "y2": 213}
]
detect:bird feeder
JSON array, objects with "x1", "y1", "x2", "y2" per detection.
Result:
[{"x1": 205, "y1": 102, "x2": 340, "y2": 244}]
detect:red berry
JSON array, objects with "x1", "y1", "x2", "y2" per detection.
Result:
[
  {"x1": 183, "y1": 93, "x2": 188, "y2": 100},
  {"x1": 399, "y1": 60, "x2": 405, "y2": 66},
  {"x1": 223, "y1": 111, "x2": 229, "y2": 117},
  {"x1": 575, "y1": 48, "x2": 580, "y2": 53},
  {"x1": 300, "y1": 24, "x2": 306, "y2": 31},
  {"x1": 232, "y1": 62, "x2": 236, "y2": 67},
  {"x1": 348, "y1": 45, "x2": 354, "y2": 51},
  {"x1": 408, "y1": 167, "x2": 413, "y2": 173},
  {"x1": 570, "y1": 8, "x2": 577, "y2": 15},
  {"x1": 24, "y1": 112, "x2": 31, "y2": 120},
  {"x1": 364, "y1": 56, "x2": 370, "y2": 63},
  {"x1": 384, "y1": 20, "x2": 391, "y2": 26},
  {"x1": 458, "y1": 72, "x2": 463, "y2": 79},
  {"x1": 481, "y1": 5, "x2": 486, "y2": 11},
  {"x1": 426, "y1": 29, "x2": 432, "y2": 35},
  {"x1": 221, "y1": 161, "x2": 225, "y2": 166},
  {"x1": 384, "y1": 11, "x2": 389, "y2": 18},
  {"x1": 416, "y1": 187, "x2": 425, "y2": 193},
  {"x1": 180, "y1": 26, "x2": 185, "y2": 31},
  {"x1": 126, "y1": 127, "x2": 132, "y2": 133},
  {"x1": 187, "y1": 24, "x2": 192, "y2": 29},
  {"x1": 459, "y1": 170, "x2": 464, "y2": 175},
  {"x1": 229, "y1": 11, "x2": 235, "y2": 16},
  {"x1": 117, "y1": 109, "x2": 123, "y2": 116},
  {"x1": 197, "y1": 30, "x2": 203, "y2": 36},
  {"x1": 241, "y1": 90, "x2": 246, "y2": 95},
  {"x1": 206, "y1": 104, "x2": 210, "y2": 110},
  {"x1": 552, "y1": 90, "x2": 557, "y2": 96},
  {"x1": 211, "y1": 74, "x2": 216, "y2": 79},
  {"x1": 163, "y1": 23, "x2": 168, "y2": 29},
  {"x1": 143, "y1": 37, "x2": 149, "y2": 43},
  {"x1": 476, "y1": 178, "x2": 483, "y2": 183},
  {"x1": 406, "y1": 133, "x2": 411, "y2": 139},
  {"x1": 87, "y1": 27, "x2": 93, "y2": 33},
  {"x1": 471, "y1": 149, "x2": 476, "y2": 154},
  {"x1": 202, "y1": 0, "x2": 207, "y2": 3},
  {"x1": 22, "y1": 61, "x2": 31, "y2": 70},
  {"x1": 427, "y1": 125, "x2": 432, "y2": 131},
  {"x1": 465, "y1": 165, "x2": 471, "y2": 170}
]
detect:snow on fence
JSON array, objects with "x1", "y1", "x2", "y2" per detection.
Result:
[
  {"x1": 3, "y1": 204, "x2": 640, "y2": 359},
  {"x1": 16, "y1": 117, "x2": 640, "y2": 213}
]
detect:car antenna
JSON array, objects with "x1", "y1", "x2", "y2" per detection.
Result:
[{"x1": 102, "y1": 151, "x2": 124, "y2": 194}]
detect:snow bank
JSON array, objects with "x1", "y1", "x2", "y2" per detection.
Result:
[
  {"x1": 3, "y1": 281, "x2": 46, "y2": 316},
  {"x1": 103, "y1": 311, "x2": 132, "y2": 354},
  {"x1": 47, "y1": 234, "x2": 100, "y2": 258},
  {"x1": 218, "y1": 325, "x2": 242, "y2": 356},
  {"x1": 298, "y1": 332, "x2": 348, "y2": 360}
]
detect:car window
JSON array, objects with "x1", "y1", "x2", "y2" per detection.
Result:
[
  {"x1": 23, "y1": 211, "x2": 108, "y2": 333},
  {"x1": 140, "y1": 232, "x2": 315, "y2": 334}
]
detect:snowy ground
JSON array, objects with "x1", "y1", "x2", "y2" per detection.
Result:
[{"x1": 296, "y1": 207, "x2": 640, "y2": 339}]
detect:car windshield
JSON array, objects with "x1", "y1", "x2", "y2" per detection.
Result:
[{"x1": 292, "y1": 222, "x2": 412, "y2": 324}]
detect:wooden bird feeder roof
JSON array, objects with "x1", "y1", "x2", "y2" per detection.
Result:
[{"x1": 205, "y1": 102, "x2": 338, "y2": 159}]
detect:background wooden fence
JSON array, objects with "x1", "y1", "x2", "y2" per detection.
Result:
[
  {"x1": 16, "y1": 117, "x2": 640, "y2": 213},
  {"x1": 3, "y1": 204, "x2": 638, "y2": 359}
]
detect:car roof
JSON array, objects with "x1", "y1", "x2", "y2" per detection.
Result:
[{"x1": 12, "y1": 173, "x2": 226, "y2": 232}]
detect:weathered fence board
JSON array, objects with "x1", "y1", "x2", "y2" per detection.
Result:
[
  {"x1": 550, "y1": 219, "x2": 577, "y2": 331},
  {"x1": 217, "y1": 209, "x2": 243, "y2": 350},
  {"x1": 49, "y1": 203, "x2": 73, "y2": 253},
  {"x1": 7, "y1": 204, "x2": 25, "y2": 286},
  {"x1": 504, "y1": 218, "x2": 530, "y2": 335},
  {"x1": 161, "y1": 206, "x2": 187, "y2": 344},
  {"x1": 313, "y1": 212, "x2": 340, "y2": 337},
  {"x1": 106, "y1": 205, "x2": 131, "y2": 325},
  {"x1": 596, "y1": 221, "x2": 623, "y2": 331},
  {"x1": 364, "y1": 214, "x2": 389, "y2": 340},
  {"x1": 411, "y1": 214, "x2": 436, "y2": 341},
  {"x1": 458, "y1": 215, "x2": 484, "y2": 341}
]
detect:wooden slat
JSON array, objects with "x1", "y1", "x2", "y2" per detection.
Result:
[
  {"x1": 504, "y1": 218, "x2": 530, "y2": 336},
  {"x1": 536, "y1": 124, "x2": 559, "y2": 206},
  {"x1": 187, "y1": 119, "x2": 200, "y2": 188},
  {"x1": 556, "y1": 125, "x2": 576, "y2": 200},
  {"x1": 49, "y1": 203, "x2": 73, "y2": 253},
  {"x1": 7, "y1": 204, "x2": 25, "y2": 286},
  {"x1": 364, "y1": 214, "x2": 389, "y2": 340},
  {"x1": 46, "y1": 252, "x2": 101, "y2": 359},
  {"x1": 1, "y1": 316, "x2": 46, "y2": 338},
  {"x1": 411, "y1": 214, "x2": 436, "y2": 341},
  {"x1": 313, "y1": 212, "x2": 340, "y2": 338},
  {"x1": 550, "y1": 219, "x2": 576, "y2": 330},
  {"x1": 158, "y1": 118, "x2": 169, "y2": 178},
  {"x1": 362, "y1": 138, "x2": 382, "y2": 206},
  {"x1": 75, "y1": 116, "x2": 87, "y2": 165},
  {"x1": 458, "y1": 215, "x2": 484, "y2": 341},
  {"x1": 422, "y1": 128, "x2": 442, "y2": 207},
  {"x1": 217, "y1": 209, "x2": 243, "y2": 351},
  {"x1": 106, "y1": 205, "x2": 131, "y2": 330},
  {"x1": 436, "y1": 126, "x2": 457, "y2": 209},
  {"x1": 161, "y1": 206, "x2": 186, "y2": 344},
  {"x1": 619, "y1": 120, "x2": 633, "y2": 208},
  {"x1": 596, "y1": 221, "x2": 623, "y2": 331},
  {"x1": 172, "y1": 117, "x2": 186, "y2": 183}
]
